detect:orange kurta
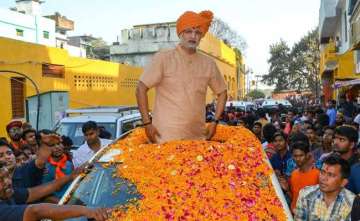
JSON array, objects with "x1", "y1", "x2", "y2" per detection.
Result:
[{"x1": 140, "y1": 45, "x2": 226, "y2": 143}]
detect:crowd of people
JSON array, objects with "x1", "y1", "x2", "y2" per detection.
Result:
[
  {"x1": 2, "y1": 99, "x2": 360, "y2": 220},
  {"x1": 207, "y1": 98, "x2": 360, "y2": 220},
  {"x1": 0, "y1": 120, "x2": 112, "y2": 221}
]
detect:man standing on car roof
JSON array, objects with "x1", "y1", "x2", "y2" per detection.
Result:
[{"x1": 136, "y1": 10, "x2": 227, "y2": 144}]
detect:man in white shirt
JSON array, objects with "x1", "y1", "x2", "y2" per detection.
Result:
[{"x1": 72, "y1": 121, "x2": 112, "y2": 168}]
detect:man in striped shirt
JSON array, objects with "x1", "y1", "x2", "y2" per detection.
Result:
[{"x1": 295, "y1": 154, "x2": 355, "y2": 221}]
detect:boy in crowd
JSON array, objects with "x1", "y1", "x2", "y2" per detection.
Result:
[
  {"x1": 305, "y1": 126, "x2": 321, "y2": 151},
  {"x1": 284, "y1": 141, "x2": 319, "y2": 212},
  {"x1": 262, "y1": 123, "x2": 277, "y2": 159},
  {"x1": 42, "y1": 134, "x2": 73, "y2": 202},
  {"x1": 6, "y1": 120, "x2": 24, "y2": 155},
  {"x1": 252, "y1": 122, "x2": 262, "y2": 141},
  {"x1": 15, "y1": 151, "x2": 30, "y2": 167},
  {"x1": 270, "y1": 132, "x2": 291, "y2": 177},
  {"x1": 320, "y1": 126, "x2": 359, "y2": 167},
  {"x1": 21, "y1": 128, "x2": 38, "y2": 155},
  {"x1": 312, "y1": 126, "x2": 335, "y2": 162}
]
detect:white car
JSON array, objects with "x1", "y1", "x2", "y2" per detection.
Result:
[
  {"x1": 54, "y1": 106, "x2": 142, "y2": 146},
  {"x1": 226, "y1": 101, "x2": 256, "y2": 112},
  {"x1": 58, "y1": 131, "x2": 293, "y2": 221},
  {"x1": 278, "y1": 100, "x2": 293, "y2": 108},
  {"x1": 261, "y1": 100, "x2": 292, "y2": 110}
]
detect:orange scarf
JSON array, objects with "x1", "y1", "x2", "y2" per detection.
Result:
[{"x1": 48, "y1": 155, "x2": 68, "y2": 179}]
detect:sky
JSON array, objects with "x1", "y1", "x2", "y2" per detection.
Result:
[{"x1": 0, "y1": 0, "x2": 321, "y2": 89}]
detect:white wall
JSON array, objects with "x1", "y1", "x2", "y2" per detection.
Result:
[
  {"x1": 37, "y1": 16, "x2": 56, "y2": 46},
  {"x1": 337, "y1": 0, "x2": 352, "y2": 54},
  {"x1": 66, "y1": 44, "x2": 87, "y2": 58},
  {"x1": 15, "y1": 0, "x2": 42, "y2": 16},
  {"x1": 111, "y1": 25, "x2": 180, "y2": 66},
  {"x1": 0, "y1": 7, "x2": 55, "y2": 46}
]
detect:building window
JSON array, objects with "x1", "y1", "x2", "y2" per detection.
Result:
[
  {"x1": 16, "y1": 29, "x2": 24, "y2": 37},
  {"x1": 42, "y1": 63, "x2": 65, "y2": 78},
  {"x1": 11, "y1": 77, "x2": 25, "y2": 118},
  {"x1": 43, "y1": 31, "x2": 49, "y2": 39}
]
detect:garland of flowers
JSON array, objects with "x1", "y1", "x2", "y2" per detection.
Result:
[{"x1": 108, "y1": 125, "x2": 287, "y2": 220}]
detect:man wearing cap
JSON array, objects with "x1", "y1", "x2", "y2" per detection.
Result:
[
  {"x1": 136, "y1": 10, "x2": 227, "y2": 144},
  {"x1": 6, "y1": 121, "x2": 24, "y2": 155}
]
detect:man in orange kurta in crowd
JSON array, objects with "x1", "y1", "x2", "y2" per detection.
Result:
[{"x1": 136, "y1": 10, "x2": 227, "y2": 143}]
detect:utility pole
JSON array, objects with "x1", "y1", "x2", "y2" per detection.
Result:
[
  {"x1": 246, "y1": 69, "x2": 253, "y2": 94},
  {"x1": 255, "y1": 75, "x2": 262, "y2": 90}
]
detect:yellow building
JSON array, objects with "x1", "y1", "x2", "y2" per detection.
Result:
[
  {"x1": 200, "y1": 33, "x2": 246, "y2": 101},
  {"x1": 0, "y1": 30, "x2": 244, "y2": 137},
  {"x1": 199, "y1": 33, "x2": 239, "y2": 101},
  {"x1": 319, "y1": 0, "x2": 360, "y2": 102},
  {"x1": 0, "y1": 37, "x2": 146, "y2": 137}
]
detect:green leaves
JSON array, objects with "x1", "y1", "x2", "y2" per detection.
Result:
[
  {"x1": 246, "y1": 90, "x2": 265, "y2": 99},
  {"x1": 263, "y1": 28, "x2": 320, "y2": 93}
]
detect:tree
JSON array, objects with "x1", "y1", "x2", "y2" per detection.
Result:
[
  {"x1": 262, "y1": 39, "x2": 291, "y2": 92},
  {"x1": 247, "y1": 89, "x2": 265, "y2": 99},
  {"x1": 89, "y1": 38, "x2": 110, "y2": 60},
  {"x1": 262, "y1": 28, "x2": 320, "y2": 94},
  {"x1": 210, "y1": 18, "x2": 247, "y2": 52},
  {"x1": 289, "y1": 28, "x2": 320, "y2": 94}
]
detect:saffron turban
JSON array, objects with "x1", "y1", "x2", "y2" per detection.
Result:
[{"x1": 176, "y1": 10, "x2": 213, "y2": 37}]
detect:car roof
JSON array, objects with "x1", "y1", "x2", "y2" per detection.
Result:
[
  {"x1": 262, "y1": 100, "x2": 292, "y2": 105},
  {"x1": 60, "y1": 113, "x2": 141, "y2": 123},
  {"x1": 65, "y1": 106, "x2": 138, "y2": 114},
  {"x1": 262, "y1": 100, "x2": 277, "y2": 104},
  {"x1": 226, "y1": 101, "x2": 251, "y2": 106}
]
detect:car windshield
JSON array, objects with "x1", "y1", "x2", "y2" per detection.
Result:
[
  {"x1": 64, "y1": 163, "x2": 141, "y2": 221},
  {"x1": 56, "y1": 122, "x2": 117, "y2": 146}
]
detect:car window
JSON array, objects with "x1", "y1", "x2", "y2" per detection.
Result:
[
  {"x1": 235, "y1": 106, "x2": 245, "y2": 111},
  {"x1": 121, "y1": 121, "x2": 135, "y2": 133},
  {"x1": 133, "y1": 119, "x2": 143, "y2": 128},
  {"x1": 64, "y1": 163, "x2": 141, "y2": 221},
  {"x1": 57, "y1": 123, "x2": 116, "y2": 146},
  {"x1": 246, "y1": 105, "x2": 254, "y2": 111}
]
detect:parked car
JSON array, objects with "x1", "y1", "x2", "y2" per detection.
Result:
[
  {"x1": 278, "y1": 99, "x2": 293, "y2": 108},
  {"x1": 58, "y1": 131, "x2": 293, "y2": 221},
  {"x1": 58, "y1": 132, "x2": 140, "y2": 221},
  {"x1": 54, "y1": 106, "x2": 142, "y2": 146},
  {"x1": 261, "y1": 99, "x2": 292, "y2": 110},
  {"x1": 226, "y1": 101, "x2": 256, "y2": 112}
]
